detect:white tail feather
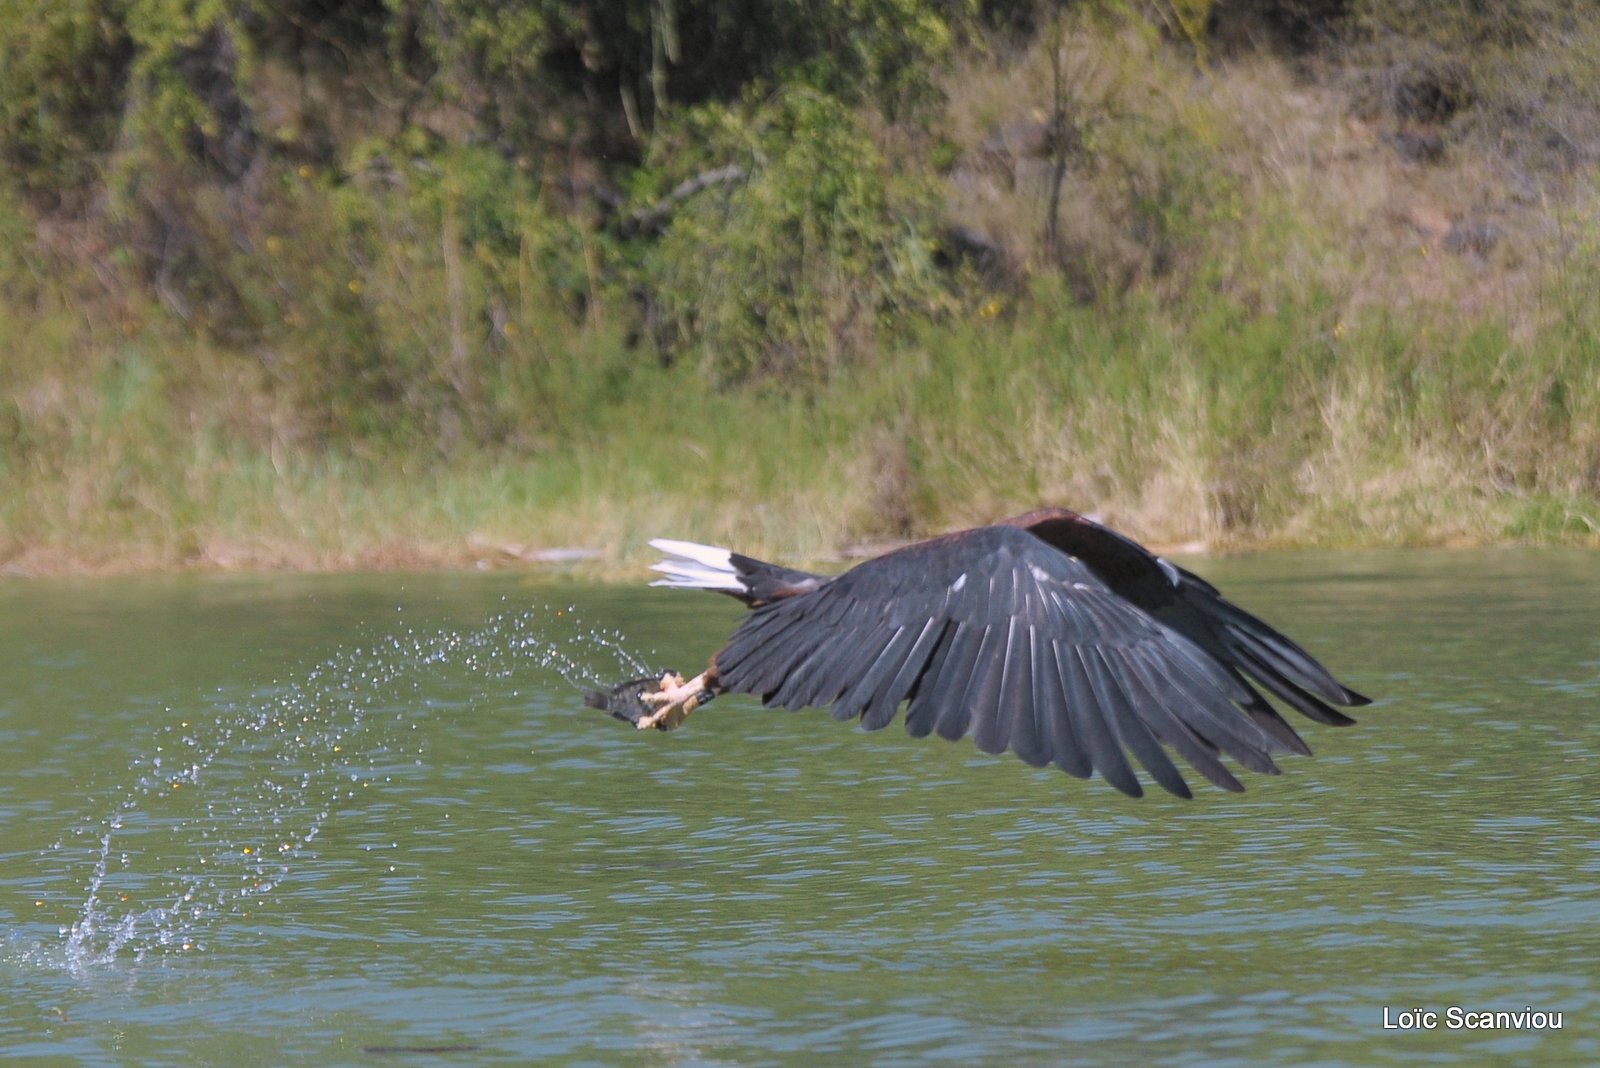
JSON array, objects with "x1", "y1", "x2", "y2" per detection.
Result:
[{"x1": 648, "y1": 538, "x2": 745, "y2": 593}]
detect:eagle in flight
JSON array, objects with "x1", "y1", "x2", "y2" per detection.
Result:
[{"x1": 585, "y1": 508, "x2": 1369, "y2": 798}]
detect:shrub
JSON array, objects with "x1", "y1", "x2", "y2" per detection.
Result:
[
  {"x1": 0, "y1": 0, "x2": 133, "y2": 199},
  {"x1": 647, "y1": 90, "x2": 950, "y2": 385}
]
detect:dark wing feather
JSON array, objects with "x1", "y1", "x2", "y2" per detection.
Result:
[
  {"x1": 1150, "y1": 565, "x2": 1370, "y2": 712},
  {"x1": 1007, "y1": 626, "x2": 1050, "y2": 767},
  {"x1": 861, "y1": 619, "x2": 947, "y2": 731},
  {"x1": 1031, "y1": 628, "x2": 1089, "y2": 777},
  {"x1": 948, "y1": 623, "x2": 1007, "y2": 743},
  {"x1": 1117, "y1": 657, "x2": 1247, "y2": 793},
  {"x1": 1101, "y1": 648, "x2": 1198, "y2": 799},
  {"x1": 913, "y1": 621, "x2": 987, "y2": 740},
  {"x1": 831, "y1": 623, "x2": 917, "y2": 720},
  {"x1": 979, "y1": 619, "x2": 1031, "y2": 758},
  {"x1": 709, "y1": 523, "x2": 1366, "y2": 797},
  {"x1": 1046, "y1": 642, "x2": 1135, "y2": 794}
]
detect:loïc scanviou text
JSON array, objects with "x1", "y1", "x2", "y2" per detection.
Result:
[{"x1": 1382, "y1": 1006, "x2": 1564, "y2": 1031}]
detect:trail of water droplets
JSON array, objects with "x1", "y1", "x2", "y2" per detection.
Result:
[{"x1": 31, "y1": 605, "x2": 651, "y2": 972}]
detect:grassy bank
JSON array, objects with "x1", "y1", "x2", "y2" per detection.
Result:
[
  {"x1": 4, "y1": 5, "x2": 1600, "y2": 577},
  {"x1": 7, "y1": 268, "x2": 1599, "y2": 578}
]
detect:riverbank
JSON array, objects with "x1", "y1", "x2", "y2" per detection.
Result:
[
  {"x1": 7, "y1": 284, "x2": 1598, "y2": 581},
  {"x1": 5, "y1": 5, "x2": 1599, "y2": 577}
]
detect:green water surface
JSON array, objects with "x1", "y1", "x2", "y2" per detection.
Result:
[{"x1": 2, "y1": 551, "x2": 1596, "y2": 1065}]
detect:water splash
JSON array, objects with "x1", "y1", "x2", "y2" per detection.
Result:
[{"x1": 31, "y1": 604, "x2": 651, "y2": 972}]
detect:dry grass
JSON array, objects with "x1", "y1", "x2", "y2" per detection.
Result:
[{"x1": 910, "y1": 19, "x2": 1600, "y2": 552}]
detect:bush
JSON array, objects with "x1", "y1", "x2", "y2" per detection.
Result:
[
  {"x1": 0, "y1": 0, "x2": 133, "y2": 200},
  {"x1": 647, "y1": 90, "x2": 951, "y2": 385}
]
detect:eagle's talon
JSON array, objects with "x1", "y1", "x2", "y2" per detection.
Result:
[
  {"x1": 634, "y1": 670, "x2": 713, "y2": 730},
  {"x1": 640, "y1": 672, "x2": 687, "y2": 708}
]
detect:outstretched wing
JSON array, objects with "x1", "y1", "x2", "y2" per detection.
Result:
[{"x1": 711, "y1": 525, "x2": 1356, "y2": 798}]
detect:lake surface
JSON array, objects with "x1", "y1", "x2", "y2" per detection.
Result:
[{"x1": 2, "y1": 551, "x2": 1597, "y2": 1065}]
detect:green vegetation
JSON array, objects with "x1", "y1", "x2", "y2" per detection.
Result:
[{"x1": 3, "y1": 1, "x2": 1600, "y2": 575}]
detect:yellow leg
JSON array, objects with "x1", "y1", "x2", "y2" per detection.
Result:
[{"x1": 636, "y1": 670, "x2": 713, "y2": 731}]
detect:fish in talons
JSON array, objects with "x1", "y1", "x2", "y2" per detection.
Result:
[{"x1": 583, "y1": 670, "x2": 719, "y2": 730}]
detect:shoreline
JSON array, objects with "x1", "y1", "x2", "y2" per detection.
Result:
[{"x1": 2, "y1": 529, "x2": 1582, "y2": 583}]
